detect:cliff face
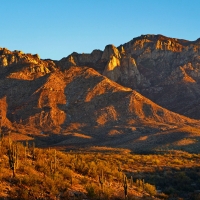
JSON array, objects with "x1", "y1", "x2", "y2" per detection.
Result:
[{"x1": 58, "y1": 34, "x2": 200, "y2": 119}]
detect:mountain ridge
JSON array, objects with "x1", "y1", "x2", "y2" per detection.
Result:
[
  {"x1": 0, "y1": 34, "x2": 200, "y2": 152},
  {"x1": 58, "y1": 34, "x2": 200, "y2": 119}
]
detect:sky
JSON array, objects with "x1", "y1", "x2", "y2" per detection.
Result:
[{"x1": 0, "y1": 0, "x2": 200, "y2": 60}]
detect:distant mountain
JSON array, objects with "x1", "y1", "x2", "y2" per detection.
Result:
[
  {"x1": 0, "y1": 36, "x2": 200, "y2": 152},
  {"x1": 58, "y1": 34, "x2": 200, "y2": 119}
]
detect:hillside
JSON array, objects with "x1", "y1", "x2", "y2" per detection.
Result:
[{"x1": 58, "y1": 34, "x2": 200, "y2": 119}]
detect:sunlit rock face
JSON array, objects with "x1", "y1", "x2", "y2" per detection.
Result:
[
  {"x1": 0, "y1": 48, "x2": 56, "y2": 80},
  {"x1": 101, "y1": 44, "x2": 121, "y2": 60},
  {"x1": 59, "y1": 34, "x2": 200, "y2": 119},
  {"x1": 103, "y1": 55, "x2": 120, "y2": 81}
]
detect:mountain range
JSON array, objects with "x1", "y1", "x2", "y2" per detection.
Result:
[{"x1": 0, "y1": 34, "x2": 200, "y2": 152}]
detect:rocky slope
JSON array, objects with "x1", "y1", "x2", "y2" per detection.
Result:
[
  {"x1": 0, "y1": 40, "x2": 200, "y2": 152},
  {"x1": 58, "y1": 34, "x2": 200, "y2": 119}
]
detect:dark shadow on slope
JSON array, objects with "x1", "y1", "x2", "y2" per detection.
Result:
[
  {"x1": 0, "y1": 63, "x2": 32, "y2": 79},
  {"x1": 127, "y1": 165, "x2": 200, "y2": 199},
  {"x1": 141, "y1": 82, "x2": 200, "y2": 119},
  {"x1": 0, "y1": 74, "x2": 50, "y2": 123}
]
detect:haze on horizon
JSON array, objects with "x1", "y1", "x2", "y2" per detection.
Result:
[{"x1": 0, "y1": 0, "x2": 200, "y2": 60}]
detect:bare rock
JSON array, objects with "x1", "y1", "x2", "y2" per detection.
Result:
[
  {"x1": 101, "y1": 44, "x2": 121, "y2": 61},
  {"x1": 103, "y1": 55, "x2": 121, "y2": 81}
]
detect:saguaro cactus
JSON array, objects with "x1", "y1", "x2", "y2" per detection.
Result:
[
  {"x1": 0, "y1": 114, "x2": 2, "y2": 141},
  {"x1": 50, "y1": 160, "x2": 53, "y2": 174},
  {"x1": 54, "y1": 149, "x2": 57, "y2": 173},
  {"x1": 50, "y1": 150, "x2": 57, "y2": 178},
  {"x1": 98, "y1": 170, "x2": 104, "y2": 199},
  {"x1": 32, "y1": 142, "x2": 35, "y2": 160},
  {"x1": 70, "y1": 176, "x2": 73, "y2": 186},
  {"x1": 26, "y1": 140, "x2": 29, "y2": 149},
  {"x1": 24, "y1": 146, "x2": 27, "y2": 162},
  {"x1": 142, "y1": 179, "x2": 145, "y2": 192},
  {"x1": 8, "y1": 142, "x2": 18, "y2": 178},
  {"x1": 130, "y1": 176, "x2": 133, "y2": 188},
  {"x1": 99, "y1": 170, "x2": 104, "y2": 193},
  {"x1": 123, "y1": 175, "x2": 128, "y2": 199}
]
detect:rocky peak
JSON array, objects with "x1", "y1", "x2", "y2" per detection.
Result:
[
  {"x1": 117, "y1": 45, "x2": 126, "y2": 56},
  {"x1": 58, "y1": 49, "x2": 103, "y2": 72},
  {"x1": 0, "y1": 47, "x2": 56, "y2": 80},
  {"x1": 103, "y1": 55, "x2": 121, "y2": 81},
  {"x1": 194, "y1": 38, "x2": 200, "y2": 46},
  {"x1": 101, "y1": 44, "x2": 121, "y2": 61}
]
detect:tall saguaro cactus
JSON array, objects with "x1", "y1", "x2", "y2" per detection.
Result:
[
  {"x1": 130, "y1": 176, "x2": 133, "y2": 188},
  {"x1": 0, "y1": 113, "x2": 4, "y2": 143},
  {"x1": 0, "y1": 113, "x2": 2, "y2": 141},
  {"x1": 54, "y1": 149, "x2": 57, "y2": 173},
  {"x1": 123, "y1": 175, "x2": 128, "y2": 199},
  {"x1": 24, "y1": 146, "x2": 27, "y2": 162},
  {"x1": 98, "y1": 170, "x2": 104, "y2": 199},
  {"x1": 50, "y1": 149, "x2": 57, "y2": 178},
  {"x1": 99, "y1": 170, "x2": 104, "y2": 193},
  {"x1": 8, "y1": 142, "x2": 18, "y2": 178},
  {"x1": 32, "y1": 142, "x2": 35, "y2": 160}
]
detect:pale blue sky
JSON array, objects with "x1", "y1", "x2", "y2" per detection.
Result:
[{"x1": 0, "y1": 0, "x2": 199, "y2": 60}]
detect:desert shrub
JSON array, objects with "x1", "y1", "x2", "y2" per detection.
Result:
[
  {"x1": 62, "y1": 167, "x2": 72, "y2": 179},
  {"x1": 43, "y1": 176, "x2": 59, "y2": 196},
  {"x1": 144, "y1": 183, "x2": 156, "y2": 196},
  {"x1": 22, "y1": 174, "x2": 42, "y2": 186},
  {"x1": 152, "y1": 159, "x2": 160, "y2": 165},
  {"x1": 80, "y1": 176, "x2": 88, "y2": 185},
  {"x1": 34, "y1": 158, "x2": 50, "y2": 175},
  {"x1": 172, "y1": 158, "x2": 183, "y2": 165},
  {"x1": 87, "y1": 162, "x2": 98, "y2": 177},
  {"x1": 86, "y1": 183, "x2": 98, "y2": 199},
  {"x1": 12, "y1": 187, "x2": 29, "y2": 200},
  {"x1": 103, "y1": 185, "x2": 114, "y2": 200}
]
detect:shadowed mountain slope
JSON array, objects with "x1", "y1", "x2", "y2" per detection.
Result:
[{"x1": 58, "y1": 34, "x2": 200, "y2": 119}]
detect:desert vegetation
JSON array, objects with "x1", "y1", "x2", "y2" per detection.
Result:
[{"x1": 0, "y1": 135, "x2": 200, "y2": 200}]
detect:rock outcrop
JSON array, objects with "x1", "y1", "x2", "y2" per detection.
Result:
[
  {"x1": 58, "y1": 34, "x2": 200, "y2": 119},
  {"x1": 0, "y1": 48, "x2": 56, "y2": 80}
]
